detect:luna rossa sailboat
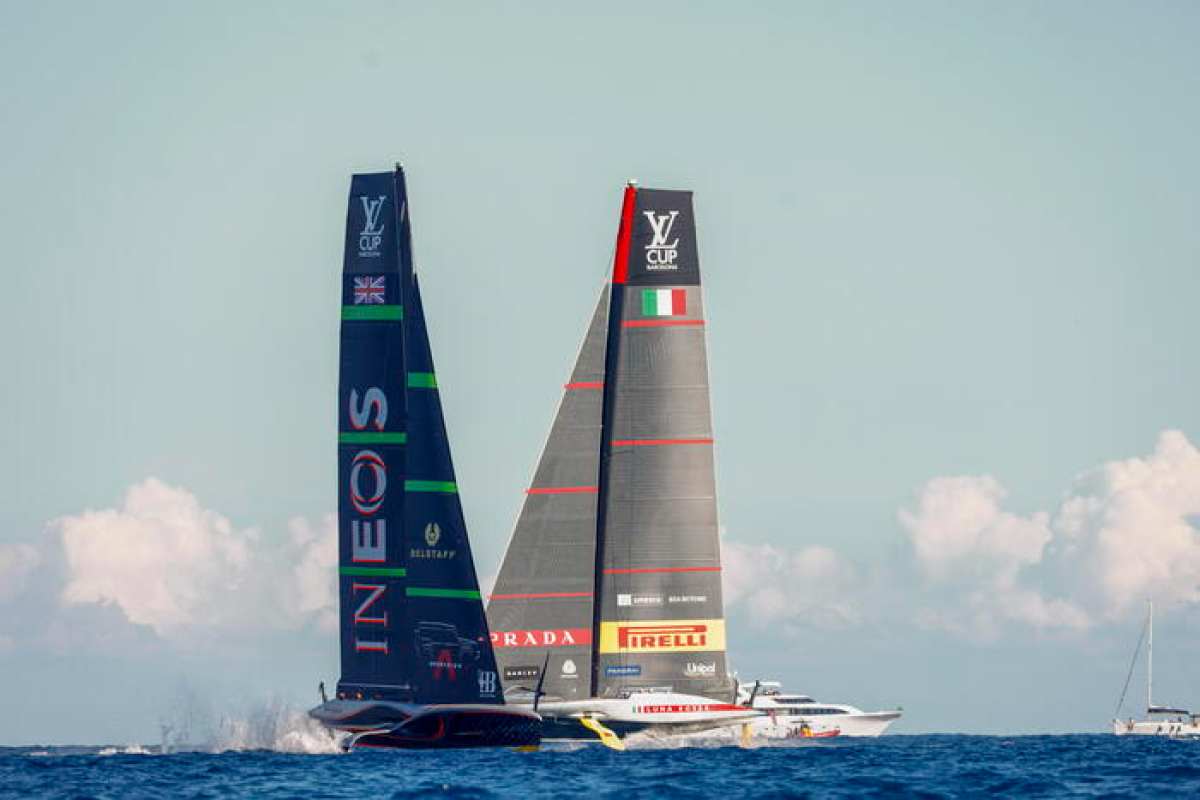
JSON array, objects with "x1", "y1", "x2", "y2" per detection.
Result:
[{"x1": 486, "y1": 181, "x2": 762, "y2": 747}]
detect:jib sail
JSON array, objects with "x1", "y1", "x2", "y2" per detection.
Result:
[
  {"x1": 592, "y1": 186, "x2": 731, "y2": 699},
  {"x1": 488, "y1": 286, "x2": 610, "y2": 701},
  {"x1": 403, "y1": 274, "x2": 502, "y2": 704}
]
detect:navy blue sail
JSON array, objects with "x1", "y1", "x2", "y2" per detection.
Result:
[
  {"x1": 336, "y1": 169, "x2": 412, "y2": 701},
  {"x1": 403, "y1": 275, "x2": 502, "y2": 704}
]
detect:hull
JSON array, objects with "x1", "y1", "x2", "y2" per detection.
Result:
[
  {"x1": 532, "y1": 693, "x2": 763, "y2": 742},
  {"x1": 311, "y1": 700, "x2": 541, "y2": 750},
  {"x1": 1113, "y1": 718, "x2": 1200, "y2": 738},
  {"x1": 750, "y1": 710, "x2": 900, "y2": 738}
]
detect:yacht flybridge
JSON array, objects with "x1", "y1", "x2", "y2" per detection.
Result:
[{"x1": 1113, "y1": 601, "x2": 1200, "y2": 737}]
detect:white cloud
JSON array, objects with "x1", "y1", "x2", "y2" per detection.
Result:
[
  {"x1": 899, "y1": 430, "x2": 1200, "y2": 637},
  {"x1": 53, "y1": 478, "x2": 336, "y2": 639},
  {"x1": 723, "y1": 539, "x2": 861, "y2": 629},
  {"x1": 1055, "y1": 429, "x2": 1200, "y2": 618}
]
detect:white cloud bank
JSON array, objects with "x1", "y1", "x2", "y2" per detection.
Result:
[
  {"x1": 899, "y1": 429, "x2": 1200, "y2": 637},
  {"x1": 722, "y1": 430, "x2": 1200, "y2": 640},
  {"x1": 51, "y1": 478, "x2": 336, "y2": 640}
]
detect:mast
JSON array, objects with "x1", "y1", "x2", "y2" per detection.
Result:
[{"x1": 1148, "y1": 599, "x2": 1154, "y2": 711}]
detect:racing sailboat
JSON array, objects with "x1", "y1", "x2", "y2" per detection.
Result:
[
  {"x1": 487, "y1": 182, "x2": 761, "y2": 747},
  {"x1": 310, "y1": 167, "x2": 541, "y2": 749}
]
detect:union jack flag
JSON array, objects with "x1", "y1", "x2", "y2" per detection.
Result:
[{"x1": 353, "y1": 276, "x2": 386, "y2": 305}]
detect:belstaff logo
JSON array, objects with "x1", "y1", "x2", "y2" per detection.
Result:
[
  {"x1": 358, "y1": 195, "x2": 387, "y2": 257},
  {"x1": 599, "y1": 619, "x2": 726, "y2": 654},
  {"x1": 478, "y1": 670, "x2": 498, "y2": 697},
  {"x1": 643, "y1": 210, "x2": 680, "y2": 270},
  {"x1": 411, "y1": 521, "x2": 455, "y2": 560},
  {"x1": 561, "y1": 658, "x2": 578, "y2": 677}
]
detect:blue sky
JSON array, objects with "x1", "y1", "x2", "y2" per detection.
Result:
[{"x1": 2, "y1": 1, "x2": 1199, "y2": 744}]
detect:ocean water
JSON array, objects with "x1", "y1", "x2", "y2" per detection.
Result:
[{"x1": 4, "y1": 733, "x2": 1200, "y2": 799}]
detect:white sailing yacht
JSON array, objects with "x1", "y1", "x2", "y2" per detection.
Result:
[{"x1": 1112, "y1": 600, "x2": 1200, "y2": 737}]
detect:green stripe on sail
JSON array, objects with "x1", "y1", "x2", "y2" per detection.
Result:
[
  {"x1": 406, "y1": 587, "x2": 481, "y2": 600},
  {"x1": 338, "y1": 432, "x2": 407, "y2": 445},
  {"x1": 407, "y1": 372, "x2": 438, "y2": 389},
  {"x1": 340, "y1": 566, "x2": 407, "y2": 577},
  {"x1": 405, "y1": 480, "x2": 458, "y2": 493},
  {"x1": 342, "y1": 305, "x2": 403, "y2": 321}
]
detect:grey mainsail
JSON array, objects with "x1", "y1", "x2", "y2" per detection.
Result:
[{"x1": 488, "y1": 286, "x2": 610, "y2": 701}]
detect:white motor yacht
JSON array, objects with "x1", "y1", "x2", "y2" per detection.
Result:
[{"x1": 736, "y1": 681, "x2": 901, "y2": 738}]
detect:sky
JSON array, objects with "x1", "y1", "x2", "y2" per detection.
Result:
[{"x1": 2, "y1": 1, "x2": 1199, "y2": 744}]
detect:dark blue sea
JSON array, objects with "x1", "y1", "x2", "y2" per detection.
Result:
[{"x1": 3, "y1": 736, "x2": 1200, "y2": 799}]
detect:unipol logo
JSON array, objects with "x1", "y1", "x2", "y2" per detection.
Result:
[
  {"x1": 358, "y1": 195, "x2": 387, "y2": 258},
  {"x1": 643, "y1": 210, "x2": 680, "y2": 270}
]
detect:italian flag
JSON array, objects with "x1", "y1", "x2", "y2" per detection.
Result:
[{"x1": 641, "y1": 288, "x2": 686, "y2": 317}]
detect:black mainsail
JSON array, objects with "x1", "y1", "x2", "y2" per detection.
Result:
[
  {"x1": 488, "y1": 184, "x2": 731, "y2": 710},
  {"x1": 316, "y1": 167, "x2": 537, "y2": 748}
]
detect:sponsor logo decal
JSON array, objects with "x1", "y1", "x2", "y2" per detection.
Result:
[
  {"x1": 358, "y1": 195, "x2": 387, "y2": 257},
  {"x1": 410, "y1": 521, "x2": 456, "y2": 560},
  {"x1": 643, "y1": 210, "x2": 679, "y2": 270},
  {"x1": 684, "y1": 661, "x2": 717, "y2": 677},
  {"x1": 633, "y1": 703, "x2": 743, "y2": 715},
  {"x1": 353, "y1": 275, "x2": 386, "y2": 304},
  {"x1": 415, "y1": 621, "x2": 480, "y2": 679},
  {"x1": 561, "y1": 658, "x2": 578, "y2": 677},
  {"x1": 605, "y1": 664, "x2": 642, "y2": 677},
  {"x1": 503, "y1": 665, "x2": 541, "y2": 681},
  {"x1": 349, "y1": 450, "x2": 387, "y2": 515},
  {"x1": 478, "y1": 669, "x2": 497, "y2": 697},
  {"x1": 431, "y1": 648, "x2": 460, "y2": 680},
  {"x1": 599, "y1": 619, "x2": 726, "y2": 653},
  {"x1": 668, "y1": 594, "x2": 707, "y2": 604},
  {"x1": 490, "y1": 628, "x2": 592, "y2": 648},
  {"x1": 617, "y1": 593, "x2": 663, "y2": 607}
]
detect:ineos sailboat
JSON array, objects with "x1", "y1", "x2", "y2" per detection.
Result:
[
  {"x1": 310, "y1": 167, "x2": 541, "y2": 750},
  {"x1": 486, "y1": 182, "x2": 762, "y2": 747},
  {"x1": 1112, "y1": 600, "x2": 1200, "y2": 737}
]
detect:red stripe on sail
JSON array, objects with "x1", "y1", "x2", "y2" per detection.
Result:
[
  {"x1": 489, "y1": 592, "x2": 593, "y2": 600},
  {"x1": 563, "y1": 381, "x2": 603, "y2": 389},
  {"x1": 611, "y1": 185, "x2": 637, "y2": 285},
  {"x1": 622, "y1": 319, "x2": 704, "y2": 328},
  {"x1": 603, "y1": 566, "x2": 722, "y2": 574},
  {"x1": 525, "y1": 486, "x2": 598, "y2": 495},
  {"x1": 610, "y1": 438, "x2": 713, "y2": 447}
]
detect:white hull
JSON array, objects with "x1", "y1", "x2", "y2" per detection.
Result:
[{"x1": 1113, "y1": 718, "x2": 1200, "y2": 738}]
